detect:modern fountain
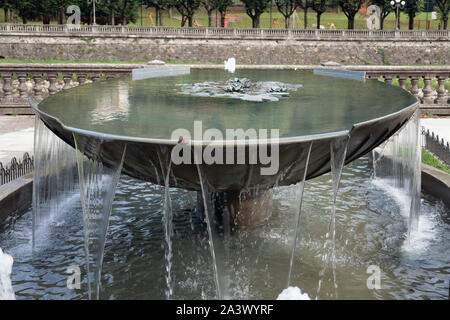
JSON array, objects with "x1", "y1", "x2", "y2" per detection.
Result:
[{"x1": 27, "y1": 67, "x2": 422, "y2": 300}]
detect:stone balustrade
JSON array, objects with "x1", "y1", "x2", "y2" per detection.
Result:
[
  {"x1": 0, "y1": 64, "x2": 449, "y2": 115},
  {"x1": 0, "y1": 63, "x2": 145, "y2": 114},
  {"x1": 0, "y1": 24, "x2": 449, "y2": 40}
]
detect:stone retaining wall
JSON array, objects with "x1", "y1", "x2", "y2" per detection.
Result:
[{"x1": 0, "y1": 35, "x2": 449, "y2": 65}]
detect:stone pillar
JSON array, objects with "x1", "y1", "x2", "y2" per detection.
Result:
[
  {"x1": 47, "y1": 73, "x2": 59, "y2": 95},
  {"x1": 383, "y1": 75, "x2": 393, "y2": 85},
  {"x1": 1, "y1": 73, "x2": 13, "y2": 101},
  {"x1": 422, "y1": 76, "x2": 434, "y2": 104},
  {"x1": 32, "y1": 74, "x2": 44, "y2": 101},
  {"x1": 77, "y1": 74, "x2": 87, "y2": 85},
  {"x1": 62, "y1": 73, "x2": 73, "y2": 90},
  {"x1": 409, "y1": 76, "x2": 420, "y2": 98},
  {"x1": 436, "y1": 76, "x2": 448, "y2": 105},
  {"x1": 17, "y1": 73, "x2": 29, "y2": 99},
  {"x1": 398, "y1": 75, "x2": 407, "y2": 90},
  {"x1": 91, "y1": 74, "x2": 101, "y2": 82}
]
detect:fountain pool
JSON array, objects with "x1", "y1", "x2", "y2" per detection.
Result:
[
  {"x1": 0, "y1": 157, "x2": 448, "y2": 299},
  {"x1": 2, "y1": 67, "x2": 446, "y2": 300}
]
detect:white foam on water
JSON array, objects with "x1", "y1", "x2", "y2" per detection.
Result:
[
  {"x1": 224, "y1": 58, "x2": 236, "y2": 73},
  {"x1": 277, "y1": 286, "x2": 310, "y2": 300},
  {"x1": 0, "y1": 248, "x2": 15, "y2": 300},
  {"x1": 371, "y1": 178, "x2": 436, "y2": 254}
]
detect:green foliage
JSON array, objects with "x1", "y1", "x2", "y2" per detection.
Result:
[
  {"x1": 274, "y1": 0, "x2": 297, "y2": 28},
  {"x1": 241, "y1": 0, "x2": 272, "y2": 28},
  {"x1": 422, "y1": 148, "x2": 450, "y2": 174},
  {"x1": 337, "y1": 0, "x2": 364, "y2": 29}
]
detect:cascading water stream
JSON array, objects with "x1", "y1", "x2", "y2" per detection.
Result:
[
  {"x1": 286, "y1": 141, "x2": 313, "y2": 288},
  {"x1": 32, "y1": 116, "x2": 78, "y2": 251},
  {"x1": 73, "y1": 134, "x2": 127, "y2": 300},
  {"x1": 195, "y1": 160, "x2": 223, "y2": 299},
  {"x1": 316, "y1": 135, "x2": 349, "y2": 299},
  {"x1": 372, "y1": 110, "x2": 421, "y2": 239},
  {"x1": 157, "y1": 148, "x2": 174, "y2": 299}
]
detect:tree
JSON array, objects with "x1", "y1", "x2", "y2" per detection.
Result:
[
  {"x1": 275, "y1": 0, "x2": 298, "y2": 28},
  {"x1": 173, "y1": 0, "x2": 200, "y2": 27},
  {"x1": 144, "y1": 0, "x2": 170, "y2": 26},
  {"x1": 404, "y1": 0, "x2": 423, "y2": 30},
  {"x1": 311, "y1": 0, "x2": 327, "y2": 29},
  {"x1": 337, "y1": 0, "x2": 364, "y2": 29},
  {"x1": 435, "y1": 0, "x2": 450, "y2": 29},
  {"x1": 201, "y1": 0, "x2": 216, "y2": 27},
  {"x1": 297, "y1": 0, "x2": 312, "y2": 29},
  {"x1": 369, "y1": 0, "x2": 393, "y2": 30},
  {"x1": 241, "y1": 0, "x2": 271, "y2": 28},
  {"x1": 216, "y1": 0, "x2": 232, "y2": 27}
]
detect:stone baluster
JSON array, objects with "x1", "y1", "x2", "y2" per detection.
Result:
[
  {"x1": 47, "y1": 73, "x2": 59, "y2": 95},
  {"x1": 91, "y1": 74, "x2": 101, "y2": 82},
  {"x1": 17, "y1": 73, "x2": 29, "y2": 99},
  {"x1": 436, "y1": 75, "x2": 448, "y2": 105},
  {"x1": 409, "y1": 76, "x2": 420, "y2": 99},
  {"x1": 397, "y1": 75, "x2": 407, "y2": 90},
  {"x1": 1, "y1": 73, "x2": 14, "y2": 101},
  {"x1": 422, "y1": 76, "x2": 434, "y2": 104},
  {"x1": 32, "y1": 73, "x2": 44, "y2": 101},
  {"x1": 76, "y1": 73, "x2": 86, "y2": 85},
  {"x1": 62, "y1": 73, "x2": 73, "y2": 90},
  {"x1": 383, "y1": 75, "x2": 393, "y2": 85}
]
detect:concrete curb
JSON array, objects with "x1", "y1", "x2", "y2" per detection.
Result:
[
  {"x1": 0, "y1": 173, "x2": 33, "y2": 223},
  {"x1": 421, "y1": 164, "x2": 450, "y2": 208}
]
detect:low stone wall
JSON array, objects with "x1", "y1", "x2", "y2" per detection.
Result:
[
  {"x1": 0, "y1": 34, "x2": 449, "y2": 65},
  {"x1": 0, "y1": 173, "x2": 32, "y2": 223},
  {"x1": 421, "y1": 164, "x2": 450, "y2": 208}
]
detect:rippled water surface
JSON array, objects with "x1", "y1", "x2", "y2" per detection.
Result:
[{"x1": 0, "y1": 157, "x2": 448, "y2": 299}]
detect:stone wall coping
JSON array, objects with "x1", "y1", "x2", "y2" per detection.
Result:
[
  {"x1": 0, "y1": 24, "x2": 449, "y2": 41},
  {"x1": 421, "y1": 163, "x2": 450, "y2": 208}
]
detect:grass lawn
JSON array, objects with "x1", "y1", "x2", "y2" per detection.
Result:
[
  {"x1": 422, "y1": 148, "x2": 450, "y2": 174},
  {"x1": 0, "y1": 6, "x2": 446, "y2": 30}
]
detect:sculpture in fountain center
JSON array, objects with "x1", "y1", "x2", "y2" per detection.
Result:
[{"x1": 177, "y1": 77, "x2": 303, "y2": 102}]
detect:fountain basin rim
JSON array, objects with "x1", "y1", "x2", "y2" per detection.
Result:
[{"x1": 29, "y1": 97, "x2": 420, "y2": 146}]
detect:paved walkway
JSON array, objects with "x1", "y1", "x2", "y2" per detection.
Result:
[
  {"x1": 421, "y1": 118, "x2": 450, "y2": 144},
  {"x1": 0, "y1": 116, "x2": 35, "y2": 164}
]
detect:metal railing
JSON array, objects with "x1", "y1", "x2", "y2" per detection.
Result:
[
  {"x1": 0, "y1": 152, "x2": 34, "y2": 186},
  {"x1": 422, "y1": 128, "x2": 450, "y2": 167},
  {"x1": 0, "y1": 24, "x2": 449, "y2": 39}
]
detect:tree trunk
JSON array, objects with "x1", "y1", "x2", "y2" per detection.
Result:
[
  {"x1": 59, "y1": 7, "x2": 65, "y2": 25},
  {"x1": 188, "y1": 15, "x2": 193, "y2": 27},
  {"x1": 220, "y1": 12, "x2": 225, "y2": 27},
  {"x1": 169, "y1": 8, "x2": 173, "y2": 19},
  {"x1": 4, "y1": 8, "x2": 8, "y2": 23},
  {"x1": 304, "y1": 8, "x2": 307, "y2": 29},
  {"x1": 443, "y1": 16, "x2": 448, "y2": 29},
  {"x1": 316, "y1": 13, "x2": 321, "y2": 29},
  {"x1": 380, "y1": 16, "x2": 385, "y2": 30},
  {"x1": 43, "y1": 16, "x2": 51, "y2": 25},
  {"x1": 285, "y1": 16, "x2": 290, "y2": 29},
  {"x1": 252, "y1": 13, "x2": 261, "y2": 28},
  {"x1": 348, "y1": 15, "x2": 355, "y2": 29},
  {"x1": 181, "y1": 16, "x2": 187, "y2": 27},
  {"x1": 123, "y1": 13, "x2": 127, "y2": 26},
  {"x1": 111, "y1": 8, "x2": 115, "y2": 25},
  {"x1": 155, "y1": 8, "x2": 160, "y2": 26},
  {"x1": 208, "y1": 10, "x2": 212, "y2": 27},
  {"x1": 22, "y1": 16, "x2": 27, "y2": 24},
  {"x1": 408, "y1": 14, "x2": 414, "y2": 30},
  {"x1": 159, "y1": 9, "x2": 163, "y2": 26},
  {"x1": 12, "y1": 9, "x2": 18, "y2": 24}
]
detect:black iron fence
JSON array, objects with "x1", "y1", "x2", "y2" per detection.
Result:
[
  {"x1": 422, "y1": 127, "x2": 450, "y2": 167},
  {"x1": 0, "y1": 152, "x2": 34, "y2": 186}
]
